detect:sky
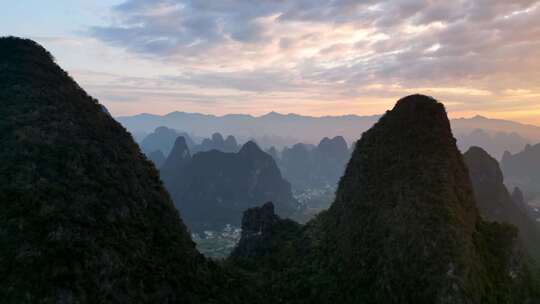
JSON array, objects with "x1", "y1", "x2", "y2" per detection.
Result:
[{"x1": 2, "y1": 0, "x2": 540, "y2": 125}]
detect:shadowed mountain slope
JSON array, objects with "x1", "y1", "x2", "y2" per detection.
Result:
[
  {"x1": 0, "y1": 37, "x2": 251, "y2": 303},
  {"x1": 230, "y1": 95, "x2": 537, "y2": 304}
]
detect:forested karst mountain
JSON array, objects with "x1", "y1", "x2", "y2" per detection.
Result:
[
  {"x1": 0, "y1": 37, "x2": 252, "y2": 303},
  {"x1": 119, "y1": 109, "x2": 540, "y2": 158},
  {"x1": 2, "y1": 37, "x2": 538, "y2": 303},
  {"x1": 161, "y1": 140, "x2": 299, "y2": 232},
  {"x1": 230, "y1": 95, "x2": 536, "y2": 303},
  {"x1": 464, "y1": 147, "x2": 540, "y2": 259}
]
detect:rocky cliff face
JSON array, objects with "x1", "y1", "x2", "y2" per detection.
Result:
[
  {"x1": 0, "y1": 37, "x2": 251, "y2": 303},
  {"x1": 464, "y1": 146, "x2": 540, "y2": 259},
  {"x1": 161, "y1": 141, "x2": 299, "y2": 232},
  {"x1": 231, "y1": 95, "x2": 536, "y2": 303}
]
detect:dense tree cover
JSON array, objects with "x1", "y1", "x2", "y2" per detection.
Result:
[
  {"x1": 0, "y1": 37, "x2": 255, "y2": 303},
  {"x1": 230, "y1": 95, "x2": 539, "y2": 303}
]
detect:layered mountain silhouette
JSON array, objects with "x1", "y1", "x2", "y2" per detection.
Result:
[
  {"x1": 161, "y1": 139, "x2": 299, "y2": 232},
  {"x1": 231, "y1": 95, "x2": 536, "y2": 303},
  {"x1": 140, "y1": 126, "x2": 195, "y2": 155},
  {"x1": 279, "y1": 136, "x2": 350, "y2": 191},
  {"x1": 119, "y1": 107, "x2": 540, "y2": 158},
  {"x1": 0, "y1": 37, "x2": 255, "y2": 303},
  {"x1": 2, "y1": 37, "x2": 538, "y2": 303},
  {"x1": 502, "y1": 143, "x2": 540, "y2": 202},
  {"x1": 464, "y1": 146, "x2": 540, "y2": 259},
  {"x1": 191, "y1": 132, "x2": 240, "y2": 154},
  {"x1": 457, "y1": 129, "x2": 530, "y2": 159}
]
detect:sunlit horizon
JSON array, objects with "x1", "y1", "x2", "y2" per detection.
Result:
[{"x1": 3, "y1": 1, "x2": 540, "y2": 126}]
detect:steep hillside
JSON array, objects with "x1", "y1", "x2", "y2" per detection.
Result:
[
  {"x1": 231, "y1": 95, "x2": 536, "y2": 303},
  {"x1": 0, "y1": 37, "x2": 250, "y2": 303}
]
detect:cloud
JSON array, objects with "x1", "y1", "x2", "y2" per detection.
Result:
[{"x1": 86, "y1": 0, "x2": 540, "y2": 121}]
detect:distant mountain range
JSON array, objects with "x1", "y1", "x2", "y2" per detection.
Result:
[
  {"x1": 118, "y1": 111, "x2": 540, "y2": 159},
  {"x1": 160, "y1": 138, "x2": 299, "y2": 232}
]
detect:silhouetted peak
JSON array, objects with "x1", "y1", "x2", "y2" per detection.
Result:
[
  {"x1": 239, "y1": 140, "x2": 262, "y2": 155},
  {"x1": 392, "y1": 94, "x2": 445, "y2": 118},
  {"x1": 231, "y1": 202, "x2": 280, "y2": 257},
  {"x1": 291, "y1": 143, "x2": 308, "y2": 152},
  {"x1": 317, "y1": 136, "x2": 348, "y2": 152},
  {"x1": 0, "y1": 36, "x2": 55, "y2": 64},
  {"x1": 161, "y1": 136, "x2": 191, "y2": 170},
  {"x1": 225, "y1": 135, "x2": 238, "y2": 145},
  {"x1": 172, "y1": 136, "x2": 191, "y2": 157},
  {"x1": 212, "y1": 132, "x2": 224, "y2": 143},
  {"x1": 263, "y1": 111, "x2": 282, "y2": 117},
  {"x1": 472, "y1": 114, "x2": 488, "y2": 120},
  {"x1": 463, "y1": 146, "x2": 503, "y2": 185},
  {"x1": 0, "y1": 38, "x2": 231, "y2": 301},
  {"x1": 241, "y1": 202, "x2": 277, "y2": 233},
  {"x1": 465, "y1": 146, "x2": 492, "y2": 158},
  {"x1": 154, "y1": 126, "x2": 175, "y2": 134},
  {"x1": 502, "y1": 150, "x2": 512, "y2": 161},
  {"x1": 174, "y1": 136, "x2": 188, "y2": 149}
]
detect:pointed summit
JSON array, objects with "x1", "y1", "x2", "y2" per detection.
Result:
[
  {"x1": 212, "y1": 132, "x2": 224, "y2": 144},
  {"x1": 224, "y1": 135, "x2": 239, "y2": 151},
  {"x1": 232, "y1": 202, "x2": 300, "y2": 257},
  {"x1": 161, "y1": 136, "x2": 191, "y2": 170},
  {"x1": 239, "y1": 140, "x2": 262, "y2": 155}
]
